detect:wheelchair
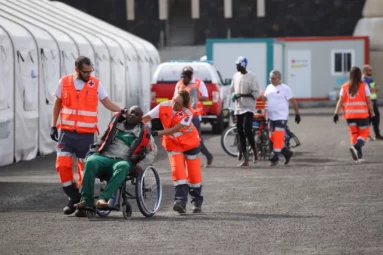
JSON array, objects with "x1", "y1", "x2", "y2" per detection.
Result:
[{"x1": 81, "y1": 165, "x2": 162, "y2": 220}]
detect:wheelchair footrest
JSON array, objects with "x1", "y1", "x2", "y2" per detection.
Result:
[{"x1": 77, "y1": 206, "x2": 120, "y2": 212}]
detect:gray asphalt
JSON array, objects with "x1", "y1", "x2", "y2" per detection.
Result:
[{"x1": 1, "y1": 113, "x2": 383, "y2": 255}]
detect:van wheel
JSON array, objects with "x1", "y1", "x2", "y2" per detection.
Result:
[{"x1": 151, "y1": 119, "x2": 163, "y2": 131}]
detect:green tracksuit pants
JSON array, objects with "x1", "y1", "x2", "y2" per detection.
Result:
[{"x1": 81, "y1": 153, "x2": 131, "y2": 206}]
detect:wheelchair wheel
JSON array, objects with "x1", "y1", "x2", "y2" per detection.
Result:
[
  {"x1": 221, "y1": 126, "x2": 239, "y2": 157},
  {"x1": 122, "y1": 200, "x2": 132, "y2": 220},
  {"x1": 96, "y1": 190, "x2": 117, "y2": 217},
  {"x1": 135, "y1": 166, "x2": 162, "y2": 217}
]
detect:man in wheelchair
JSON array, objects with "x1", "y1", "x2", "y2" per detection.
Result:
[{"x1": 74, "y1": 105, "x2": 157, "y2": 210}]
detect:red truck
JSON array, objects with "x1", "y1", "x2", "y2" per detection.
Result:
[{"x1": 150, "y1": 61, "x2": 231, "y2": 134}]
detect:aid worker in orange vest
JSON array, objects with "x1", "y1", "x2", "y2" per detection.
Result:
[
  {"x1": 143, "y1": 89, "x2": 203, "y2": 214},
  {"x1": 333, "y1": 66, "x2": 375, "y2": 163},
  {"x1": 174, "y1": 66, "x2": 213, "y2": 167},
  {"x1": 50, "y1": 56, "x2": 124, "y2": 217}
]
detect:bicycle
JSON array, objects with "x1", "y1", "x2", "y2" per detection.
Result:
[{"x1": 221, "y1": 115, "x2": 301, "y2": 160}]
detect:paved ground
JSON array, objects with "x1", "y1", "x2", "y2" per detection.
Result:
[{"x1": 1, "y1": 112, "x2": 383, "y2": 255}]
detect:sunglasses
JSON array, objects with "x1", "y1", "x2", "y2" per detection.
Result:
[{"x1": 79, "y1": 67, "x2": 95, "y2": 75}]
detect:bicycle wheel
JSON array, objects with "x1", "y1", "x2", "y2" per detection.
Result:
[
  {"x1": 221, "y1": 125, "x2": 240, "y2": 157},
  {"x1": 136, "y1": 166, "x2": 162, "y2": 217}
]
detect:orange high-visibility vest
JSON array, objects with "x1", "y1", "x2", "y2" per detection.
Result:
[
  {"x1": 59, "y1": 74, "x2": 99, "y2": 134},
  {"x1": 175, "y1": 79, "x2": 204, "y2": 116},
  {"x1": 158, "y1": 101, "x2": 200, "y2": 152},
  {"x1": 341, "y1": 81, "x2": 369, "y2": 119}
]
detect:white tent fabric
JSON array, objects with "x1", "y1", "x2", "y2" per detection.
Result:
[
  {"x1": 5, "y1": 0, "x2": 113, "y2": 133},
  {"x1": 0, "y1": 11, "x2": 60, "y2": 156},
  {"x1": 0, "y1": 3, "x2": 80, "y2": 158},
  {"x1": 49, "y1": 0, "x2": 160, "y2": 113},
  {"x1": 17, "y1": 0, "x2": 127, "y2": 132},
  {"x1": 0, "y1": 17, "x2": 39, "y2": 163},
  {"x1": 0, "y1": 0, "x2": 160, "y2": 167},
  {"x1": 0, "y1": 25, "x2": 14, "y2": 167},
  {"x1": 30, "y1": 0, "x2": 137, "y2": 111}
]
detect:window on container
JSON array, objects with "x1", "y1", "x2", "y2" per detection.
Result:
[{"x1": 332, "y1": 50, "x2": 354, "y2": 75}]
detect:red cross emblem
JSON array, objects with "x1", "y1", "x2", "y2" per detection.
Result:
[
  {"x1": 177, "y1": 112, "x2": 184, "y2": 118},
  {"x1": 88, "y1": 80, "x2": 95, "y2": 87}
]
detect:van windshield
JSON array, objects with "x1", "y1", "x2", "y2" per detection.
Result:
[{"x1": 156, "y1": 64, "x2": 212, "y2": 83}]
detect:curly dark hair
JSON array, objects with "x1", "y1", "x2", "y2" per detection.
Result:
[{"x1": 178, "y1": 89, "x2": 191, "y2": 108}]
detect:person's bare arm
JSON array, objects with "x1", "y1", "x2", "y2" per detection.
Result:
[
  {"x1": 142, "y1": 115, "x2": 153, "y2": 124},
  {"x1": 289, "y1": 98, "x2": 300, "y2": 115},
  {"x1": 366, "y1": 96, "x2": 374, "y2": 116},
  {"x1": 51, "y1": 97, "x2": 62, "y2": 126},
  {"x1": 334, "y1": 96, "x2": 343, "y2": 114},
  {"x1": 100, "y1": 97, "x2": 123, "y2": 112}
]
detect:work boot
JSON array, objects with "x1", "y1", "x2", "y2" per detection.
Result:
[
  {"x1": 173, "y1": 201, "x2": 186, "y2": 214},
  {"x1": 192, "y1": 204, "x2": 202, "y2": 213},
  {"x1": 63, "y1": 200, "x2": 77, "y2": 215},
  {"x1": 269, "y1": 154, "x2": 279, "y2": 166},
  {"x1": 281, "y1": 147, "x2": 294, "y2": 165},
  {"x1": 349, "y1": 145, "x2": 359, "y2": 161},
  {"x1": 204, "y1": 157, "x2": 213, "y2": 168}
]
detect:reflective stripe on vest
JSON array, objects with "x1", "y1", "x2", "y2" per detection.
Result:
[
  {"x1": 59, "y1": 74, "x2": 99, "y2": 134},
  {"x1": 370, "y1": 82, "x2": 377, "y2": 99},
  {"x1": 341, "y1": 82, "x2": 369, "y2": 119}
]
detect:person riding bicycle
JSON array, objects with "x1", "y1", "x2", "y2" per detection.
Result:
[{"x1": 74, "y1": 105, "x2": 157, "y2": 209}]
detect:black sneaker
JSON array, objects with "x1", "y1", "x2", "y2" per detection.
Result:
[
  {"x1": 173, "y1": 202, "x2": 186, "y2": 214},
  {"x1": 63, "y1": 200, "x2": 77, "y2": 215},
  {"x1": 192, "y1": 204, "x2": 202, "y2": 213}
]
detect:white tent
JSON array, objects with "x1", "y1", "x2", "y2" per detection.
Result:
[
  {"x1": 19, "y1": 0, "x2": 128, "y2": 132},
  {"x1": 30, "y1": 0, "x2": 141, "y2": 111},
  {"x1": 0, "y1": 24, "x2": 14, "y2": 166},
  {"x1": 0, "y1": 17, "x2": 39, "y2": 165},
  {"x1": 0, "y1": 10, "x2": 60, "y2": 157},
  {"x1": 5, "y1": 0, "x2": 114, "y2": 133},
  {"x1": 48, "y1": 0, "x2": 161, "y2": 113},
  {"x1": 0, "y1": 0, "x2": 160, "y2": 167}
]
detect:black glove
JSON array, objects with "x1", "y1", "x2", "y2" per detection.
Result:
[
  {"x1": 151, "y1": 131, "x2": 159, "y2": 137},
  {"x1": 295, "y1": 114, "x2": 301, "y2": 124},
  {"x1": 370, "y1": 114, "x2": 375, "y2": 124},
  {"x1": 50, "y1": 126, "x2": 58, "y2": 142},
  {"x1": 333, "y1": 114, "x2": 339, "y2": 124}
]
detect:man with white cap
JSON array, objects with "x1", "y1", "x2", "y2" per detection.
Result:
[{"x1": 230, "y1": 56, "x2": 260, "y2": 167}]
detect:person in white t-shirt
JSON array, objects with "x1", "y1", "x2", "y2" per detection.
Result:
[
  {"x1": 261, "y1": 70, "x2": 301, "y2": 166},
  {"x1": 50, "y1": 56, "x2": 124, "y2": 217}
]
